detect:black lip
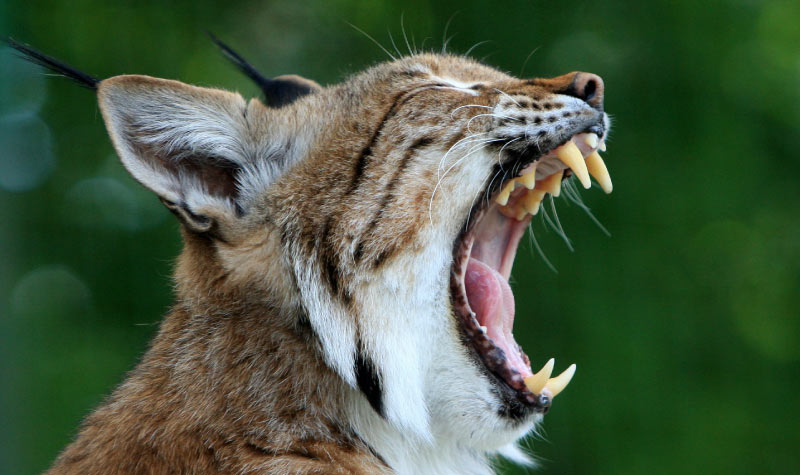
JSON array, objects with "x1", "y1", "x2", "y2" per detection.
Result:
[
  {"x1": 450, "y1": 202, "x2": 551, "y2": 417},
  {"x1": 447, "y1": 120, "x2": 607, "y2": 417},
  {"x1": 492, "y1": 114, "x2": 607, "y2": 175}
]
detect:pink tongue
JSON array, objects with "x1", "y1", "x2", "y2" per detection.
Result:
[{"x1": 464, "y1": 257, "x2": 532, "y2": 378}]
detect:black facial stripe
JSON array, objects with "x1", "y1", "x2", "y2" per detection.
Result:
[
  {"x1": 353, "y1": 136, "x2": 433, "y2": 264},
  {"x1": 347, "y1": 85, "x2": 446, "y2": 196},
  {"x1": 318, "y1": 217, "x2": 340, "y2": 296},
  {"x1": 354, "y1": 342, "x2": 384, "y2": 418}
]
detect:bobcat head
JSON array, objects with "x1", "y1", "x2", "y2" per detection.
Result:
[{"x1": 14, "y1": 40, "x2": 611, "y2": 473}]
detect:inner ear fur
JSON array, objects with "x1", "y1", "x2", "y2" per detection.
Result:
[{"x1": 97, "y1": 75, "x2": 257, "y2": 234}]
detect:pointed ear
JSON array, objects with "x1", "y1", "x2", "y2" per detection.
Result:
[{"x1": 97, "y1": 75, "x2": 284, "y2": 235}]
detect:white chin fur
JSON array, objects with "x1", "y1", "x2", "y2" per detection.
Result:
[{"x1": 297, "y1": 147, "x2": 539, "y2": 473}]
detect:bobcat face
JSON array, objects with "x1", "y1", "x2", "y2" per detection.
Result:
[{"x1": 95, "y1": 53, "x2": 610, "y2": 465}]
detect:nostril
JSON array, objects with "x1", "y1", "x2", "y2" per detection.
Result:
[
  {"x1": 583, "y1": 79, "x2": 597, "y2": 101},
  {"x1": 570, "y1": 72, "x2": 604, "y2": 108}
]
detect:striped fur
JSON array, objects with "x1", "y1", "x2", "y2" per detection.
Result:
[{"x1": 47, "y1": 53, "x2": 599, "y2": 474}]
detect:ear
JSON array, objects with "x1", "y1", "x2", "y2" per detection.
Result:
[
  {"x1": 97, "y1": 75, "x2": 289, "y2": 235},
  {"x1": 262, "y1": 74, "x2": 322, "y2": 108}
]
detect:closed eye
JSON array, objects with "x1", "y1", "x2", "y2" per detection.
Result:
[{"x1": 429, "y1": 75, "x2": 483, "y2": 96}]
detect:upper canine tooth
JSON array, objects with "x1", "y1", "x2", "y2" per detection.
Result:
[
  {"x1": 522, "y1": 189, "x2": 547, "y2": 215},
  {"x1": 518, "y1": 163, "x2": 537, "y2": 189},
  {"x1": 537, "y1": 172, "x2": 562, "y2": 197},
  {"x1": 583, "y1": 133, "x2": 599, "y2": 149},
  {"x1": 524, "y1": 358, "x2": 555, "y2": 394},
  {"x1": 585, "y1": 151, "x2": 613, "y2": 194},
  {"x1": 543, "y1": 363, "x2": 577, "y2": 398},
  {"x1": 556, "y1": 141, "x2": 591, "y2": 189},
  {"x1": 495, "y1": 180, "x2": 516, "y2": 206}
]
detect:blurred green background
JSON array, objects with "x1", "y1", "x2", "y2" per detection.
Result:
[{"x1": 2, "y1": 0, "x2": 798, "y2": 473}]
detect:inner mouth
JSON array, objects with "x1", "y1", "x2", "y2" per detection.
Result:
[{"x1": 450, "y1": 131, "x2": 612, "y2": 415}]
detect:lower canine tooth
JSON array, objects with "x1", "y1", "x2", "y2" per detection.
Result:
[
  {"x1": 585, "y1": 151, "x2": 613, "y2": 194},
  {"x1": 556, "y1": 141, "x2": 591, "y2": 189},
  {"x1": 524, "y1": 358, "x2": 554, "y2": 394},
  {"x1": 537, "y1": 173, "x2": 562, "y2": 197},
  {"x1": 543, "y1": 363, "x2": 577, "y2": 397}
]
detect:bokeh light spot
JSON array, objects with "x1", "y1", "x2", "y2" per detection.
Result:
[
  {"x1": 0, "y1": 114, "x2": 55, "y2": 192},
  {"x1": 10, "y1": 266, "x2": 92, "y2": 323}
]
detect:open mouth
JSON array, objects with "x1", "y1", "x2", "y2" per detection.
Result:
[{"x1": 450, "y1": 131, "x2": 612, "y2": 416}]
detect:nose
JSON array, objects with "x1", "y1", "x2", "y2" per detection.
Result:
[{"x1": 569, "y1": 72, "x2": 604, "y2": 109}]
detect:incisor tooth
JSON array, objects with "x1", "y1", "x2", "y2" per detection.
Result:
[
  {"x1": 518, "y1": 163, "x2": 538, "y2": 189},
  {"x1": 556, "y1": 141, "x2": 591, "y2": 189},
  {"x1": 524, "y1": 358, "x2": 554, "y2": 394},
  {"x1": 585, "y1": 151, "x2": 613, "y2": 194},
  {"x1": 537, "y1": 172, "x2": 562, "y2": 197},
  {"x1": 495, "y1": 180, "x2": 516, "y2": 206},
  {"x1": 544, "y1": 363, "x2": 576, "y2": 398},
  {"x1": 584, "y1": 133, "x2": 599, "y2": 149},
  {"x1": 522, "y1": 189, "x2": 547, "y2": 215},
  {"x1": 599, "y1": 139, "x2": 607, "y2": 152}
]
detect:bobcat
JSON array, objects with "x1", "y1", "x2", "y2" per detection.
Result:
[{"x1": 12, "y1": 38, "x2": 611, "y2": 474}]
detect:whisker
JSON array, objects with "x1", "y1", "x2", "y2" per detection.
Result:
[
  {"x1": 429, "y1": 142, "x2": 494, "y2": 224},
  {"x1": 467, "y1": 168, "x2": 501, "y2": 230},
  {"x1": 438, "y1": 132, "x2": 489, "y2": 175},
  {"x1": 464, "y1": 40, "x2": 491, "y2": 57},
  {"x1": 519, "y1": 46, "x2": 541, "y2": 77},
  {"x1": 346, "y1": 22, "x2": 396, "y2": 60},
  {"x1": 541, "y1": 195, "x2": 573, "y2": 251},
  {"x1": 493, "y1": 88, "x2": 521, "y2": 107},
  {"x1": 401, "y1": 14, "x2": 413, "y2": 56},
  {"x1": 387, "y1": 29, "x2": 403, "y2": 58},
  {"x1": 528, "y1": 222, "x2": 558, "y2": 273},
  {"x1": 562, "y1": 179, "x2": 611, "y2": 236},
  {"x1": 496, "y1": 137, "x2": 522, "y2": 171},
  {"x1": 441, "y1": 12, "x2": 460, "y2": 53}
]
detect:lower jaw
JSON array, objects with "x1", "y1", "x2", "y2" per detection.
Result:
[{"x1": 450, "y1": 230, "x2": 552, "y2": 416}]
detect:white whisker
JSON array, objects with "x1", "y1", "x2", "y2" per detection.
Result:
[
  {"x1": 464, "y1": 40, "x2": 491, "y2": 57},
  {"x1": 346, "y1": 22, "x2": 396, "y2": 60},
  {"x1": 493, "y1": 88, "x2": 521, "y2": 107},
  {"x1": 429, "y1": 142, "x2": 496, "y2": 225}
]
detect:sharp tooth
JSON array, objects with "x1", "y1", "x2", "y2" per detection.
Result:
[
  {"x1": 495, "y1": 180, "x2": 516, "y2": 206},
  {"x1": 544, "y1": 363, "x2": 577, "y2": 398},
  {"x1": 536, "y1": 172, "x2": 562, "y2": 197},
  {"x1": 556, "y1": 141, "x2": 591, "y2": 189},
  {"x1": 524, "y1": 358, "x2": 554, "y2": 394},
  {"x1": 515, "y1": 207, "x2": 528, "y2": 221},
  {"x1": 585, "y1": 151, "x2": 612, "y2": 194},
  {"x1": 479, "y1": 325, "x2": 487, "y2": 333},
  {"x1": 583, "y1": 133, "x2": 599, "y2": 149},
  {"x1": 522, "y1": 189, "x2": 546, "y2": 215},
  {"x1": 599, "y1": 139, "x2": 607, "y2": 152},
  {"x1": 518, "y1": 163, "x2": 537, "y2": 189}
]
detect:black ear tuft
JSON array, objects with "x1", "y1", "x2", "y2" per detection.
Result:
[
  {"x1": 5, "y1": 38, "x2": 99, "y2": 90},
  {"x1": 207, "y1": 33, "x2": 321, "y2": 108}
]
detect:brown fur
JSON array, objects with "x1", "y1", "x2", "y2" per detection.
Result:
[{"x1": 47, "y1": 53, "x2": 603, "y2": 474}]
